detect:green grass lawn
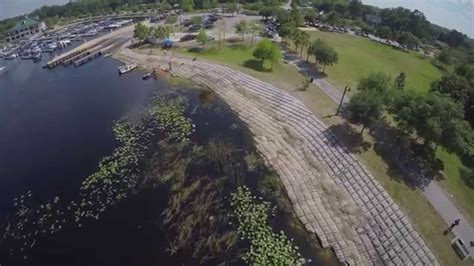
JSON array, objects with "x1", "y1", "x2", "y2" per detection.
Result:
[
  {"x1": 174, "y1": 41, "x2": 304, "y2": 91},
  {"x1": 304, "y1": 30, "x2": 442, "y2": 92}
]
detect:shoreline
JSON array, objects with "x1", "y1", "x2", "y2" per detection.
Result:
[
  {"x1": 112, "y1": 48, "x2": 440, "y2": 265},
  {"x1": 113, "y1": 49, "x2": 373, "y2": 265}
]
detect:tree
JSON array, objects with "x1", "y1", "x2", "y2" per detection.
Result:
[
  {"x1": 134, "y1": 22, "x2": 149, "y2": 41},
  {"x1": 269, "y1": 44, "x2": 282, "y2": 70},
  {"x1": 259, "y1": 6, "x2": 274, "y2": 20},
  {"x1": 325, "y1": 11, "x2": 340, "y2": 25},
  {"x1": 431, "y1": 74, "x2": 472, "y2": 106},
  {"x1": 235, "y1": 20, "x2": 250, "y2": 41},
  {"x1": 165, "y1": 15, "x2": 177, "y2": 24},
  {"x1": 436, "y1": 49, "x2": 451, "y2": 65},
  {"x1": 190, "y1": 16, "x2": 202, "y2": 26},
  {"x1": 455, "y1": 63, "x2": 474, "y2": 87},
  {"x1": 253, "y1": 38, "x2": 281, "y2": 70},
  {"x1": 376, "y1": 26, "x2": 393, "y2": 39},
  {"x1": 278, "y1": 22, "x2": 296, "y2": 44},
  {"x1": 197, "y1": 29, "x2": 208, "y2": 48},
  {"x1": 357, "y1": 72, "x2": 392, "y2": 94},
  {"x1": 391, "y1": 92, "x2": 474, "y2": 154},
  {"x1": 292, "y1": 30, "x2": 310, "y2": 58},
  {"x1": 307, "y1": 39, "x2": 323, "y2": 63},
  {"x1": 395, "y1": 72, "x2": 406, "y2": 90},
  {"x1": 225, "y1": 3, "x2": 238, "y2": 16},
  {"x1": 250, "y1": 21, "x2": 263, "y2": 46},
  {"x1": 151, "y1": 26, "x2": 170, "y2": 39},
  {"x1": 180, "y1": 0, "x2": 194, "y2": 12},
  {"x1": 312, "y1": 40, "x2": 338, "y2": 74},
  {"x1": 348, "y1": 90, "x2": 384, "y2": 134},
  {"x1": 301, "y1": 74, "x2": 311, "y2": 91},
  {"x1": 303, "y1": 9, "x2": 317, "y2": 25},
  {"x1": 299, "y1": 31, "x2": 309, "y2": 57},
  {"x1": 290, "y1": 5, "x2": 304, "y2": 26},
  {"x1": 439, "y1": 29, "x2": 466, "y2": 47},
  {"x1": 397, "y1": 32, "x2": 420, "y2": 49},
  {"x1": 160, "y1": 0, "x2": 172, "y2": 11},
  {"x1": 348, "y1": 0, "x2": 363, "y2": 18}
]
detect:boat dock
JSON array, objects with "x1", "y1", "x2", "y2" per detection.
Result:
[
  {"x1": 46, "y1": 49, "x2": 87, "y2": 68},
  {"x1": 46, "y1": 24, "x2": 133, "y2": 69},
  {"x1": 74, "y1": 51, "x2": 102, "y2": 67}
]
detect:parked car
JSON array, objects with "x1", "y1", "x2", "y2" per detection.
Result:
[{"x1": 180, "y1": 34, "x2": 197, "y2": 42}]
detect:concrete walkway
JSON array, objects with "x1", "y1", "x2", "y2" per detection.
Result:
[
  {"x1": 284, "y1": 49, "x2": 474, "y2": 259},
  {"x1": 424, "y1": 183, "x2": 474, "y2": 257}
]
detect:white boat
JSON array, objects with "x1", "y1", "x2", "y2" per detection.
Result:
[
  {"x1": 0, "y1": 66, "x2": 6, "y2": 75},
  {"x1": 118, "y1": 63, "x2": 137, "y2": 75},
  {"x1": 3, "y1": 53, "x2": 18, "y2": 60},
  {"x1": 31, "y1": 47, "x2": 42, "y2": 54},
  {"x1": 48, "y1": 43, "x2": 58, "y2": 50}
]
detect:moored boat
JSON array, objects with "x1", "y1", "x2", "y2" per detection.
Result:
[
  {"x1": 118, "y1": 63, "x2": 137, "y2": 75},
  {"x1": 4, "y1": 53, "x2": 18, "y2": 60},
  {"x1": 0, "y1": 66, "x2": 7, "y2": 75},
  {"x1": 142, "y1": 72, "x2": 154, "y2": 80},
  {"x1": 33, "y1": 53, "x2": 42, "y2": 62}
]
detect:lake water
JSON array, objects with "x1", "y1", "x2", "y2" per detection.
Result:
[
  {"x1": 0, "y1": 55, "x2": 331, "y2": 265},
  {"x1": 0, "y1": 56, "x2": 169, "y2": 265}
]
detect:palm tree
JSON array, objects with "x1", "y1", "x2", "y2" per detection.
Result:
[
  {"x1": 306, "y1": 43, "x2": 313, "y2": 62},
  {"x1": 250, "y1": 22, "x2": 263, "y2": 46},
  {"x1": 299, "y1": 31, "x2": 310, "y2": 58},
  {"x1": 235, "y1": 20, "x2": 250, "y2": 41},
  {"x1": 292, "y1": 30, "x2": 302, "y2": 52}
]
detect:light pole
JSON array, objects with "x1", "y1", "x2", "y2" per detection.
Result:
[{"x1": 336, "y1": 83, "x2": 351, "y2": 115}]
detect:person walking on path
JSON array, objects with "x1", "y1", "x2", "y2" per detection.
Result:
[{"x1": 444, "y1": 218, "x2": 460, "y2": 235}]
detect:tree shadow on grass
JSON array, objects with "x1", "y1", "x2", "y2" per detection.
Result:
[
  {"x1": 228, "y1": 43, "x2": 251, "y2": 51},
  {"x1": 370, "y1": 123, "x2": 445, "y2": 189},
  {"x1": 188, "y1": 47, "x2": 203, "y2": 53},
  {"x1": 242, "y1": 59, "x2": 272, "y2": 73},
  {"x1": 325, "y1": 122, "x2": 372, "y2": 154},
  {"x1": 460, "y1": 167, "x2": 474, "y2": 189}
]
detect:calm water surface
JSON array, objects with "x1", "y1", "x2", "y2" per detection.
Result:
[
  {"x1": 0, "y1": 56, "x2": 330, "y2": 265},
  {"x1": 0, "y1": 57, "x2": 169, "y2": 265}
]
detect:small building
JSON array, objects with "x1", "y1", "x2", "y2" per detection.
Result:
[{"x1": 5, "y1": 17, "x2": 47, "y2": 43}]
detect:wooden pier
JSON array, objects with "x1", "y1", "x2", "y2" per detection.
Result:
[
  {"x1": 74, "y1": 51, "x2": 102, "y2": 67},
  {"x1": 46, "y1": 49, "x2": 87, "y2": 69},
  {"x1": 62, "y1": 51, "x2": 91, "y2": 66}
]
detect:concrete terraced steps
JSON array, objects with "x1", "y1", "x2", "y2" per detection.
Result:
[{"x1": 117, "y1": 49, "x2": 439, "y2": 265}]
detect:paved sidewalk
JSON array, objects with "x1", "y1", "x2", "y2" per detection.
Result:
[
  {"x1": 424, "y1": 182, "x2": 474, "y2": 256},
  {"x1": 284, "y1": 49, "x2": 474, "y2": 259}
]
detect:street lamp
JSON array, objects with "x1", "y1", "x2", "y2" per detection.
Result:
[{"x1": 336, "y1": 83, "x2": 351, "y2": 115}]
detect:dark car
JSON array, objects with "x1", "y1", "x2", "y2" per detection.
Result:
[
  {"x1": 188, "y1": 25, "x2": 202, "y2": 32},
  {"x1": 182, "y1": 19, "x2": 192, "y2": 26},
  {"x1": 180, "y1": 34, "x2": 197, "y2": 42}
]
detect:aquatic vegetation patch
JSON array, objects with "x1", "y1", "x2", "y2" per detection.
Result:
[
  {"x1": 1, "y1": 94, "x2": 195, "y2": 259},
  {"x1": 231, "y1": 186, "x2": 306, "y2": 265}
]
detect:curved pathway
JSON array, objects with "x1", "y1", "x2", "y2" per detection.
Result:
[{"x1": 116, "y1": 49, "x2": 438, "y2": 265}]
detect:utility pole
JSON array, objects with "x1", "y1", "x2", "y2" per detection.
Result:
[{"x1": 336, "y1": 83, "x2": 351, "y2": 115}]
